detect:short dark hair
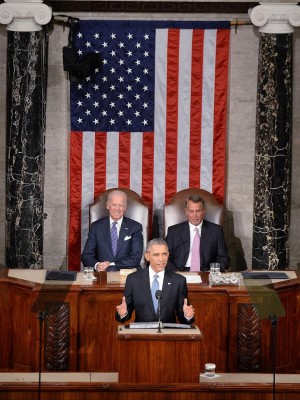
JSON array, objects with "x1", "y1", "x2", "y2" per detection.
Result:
[
  {"x1": 146, "y1": 238, "x2": 168, "y2": 252},
  {"x1": 184, "y1": 194, "x2": 205, "y2": 209}
]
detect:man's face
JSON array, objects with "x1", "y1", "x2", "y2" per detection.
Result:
[
  {"x1": 185, "y1": 200, "x2": 205, "y2": 226},
  {"x1": 107, "y1": 193, "x2": 127, "y2": 221},
  {"x1": 145, "y1": 244, "x2": 169, "y2": 273}
]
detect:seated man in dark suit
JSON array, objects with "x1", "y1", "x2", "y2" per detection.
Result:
[
  {"x1": 115, "y1": 238, "x2": 195, "y2": 324},
  {"x1": 81, "y1": 189, "x2": 143, "y2": 271},
  {"x1": 165, "y1": 194, "x2": 230, "y2": 272}
]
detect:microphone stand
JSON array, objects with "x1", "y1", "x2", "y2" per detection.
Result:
[
  {"x1": 37, "y1": 311, "x2": 47, "y2": 400},
  {"x1": 157, "y1": 297, "x2": 162, "y2": 333},
  {"x1": 270, "y1": 314, "x2": 278, "y2": 400},
  {"x1": 155, "y1": 290, "x2": 163, "y2": 333}
]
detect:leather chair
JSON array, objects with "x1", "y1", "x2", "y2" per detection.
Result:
[
  {"x1": 163, "y1": 188, "x2": 223, "y2": 237},
  {"x1": 89, "y1": 188, "x2": 149, "y2": 266}
]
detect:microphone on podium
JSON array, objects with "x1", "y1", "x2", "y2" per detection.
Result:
[{"x1": 155, "y1": 290, "x2": 163, "y2": 333}]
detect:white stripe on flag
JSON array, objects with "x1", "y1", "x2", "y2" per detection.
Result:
[
  {"x1": 153, "y1": 29, "x2": 168, "y2": 213},
  {"x1": 130, "y1": 131, "x2": 143, "y2": 195},
  {"x1": 177, "y1": 29, "x2": 192, "y2": 192},
  {"x1": 81, "y1": 131, "x2": 95, "y2": 254},
  {"x1": 201, "y1": 29, "x2": 217, "y2": 192},
  {"x1": 106, "y1": 132, "x2": 120, "y2": 188}
]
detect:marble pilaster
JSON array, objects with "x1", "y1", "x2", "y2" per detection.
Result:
[
  {"x1": 249, "y1": 4, "x2": 300, "y2": 270},
  {"x1": 1, "y1": 1, "x2": 52, "y2": 268}
]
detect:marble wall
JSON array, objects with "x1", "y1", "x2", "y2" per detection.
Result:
[{"x1": 0, "y1": 12, "x2": 299, "y2": 270}]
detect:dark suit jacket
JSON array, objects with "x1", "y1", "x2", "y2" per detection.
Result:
[
  {"x1": 115, "y1": 268, "x2": 194, "y2": 324},
  {"x1": 81, "y1": 216, "x2": 143, "y2": 270},
  {"x1": 165, "y1": 220, "x2": 230, "y2": 272}
]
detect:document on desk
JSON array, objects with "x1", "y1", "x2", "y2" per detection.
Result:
[
  {"x1": 176, "y1": 272, "x2": 202, "y2": 284},
  {"x1": 128, "y1": 322, "x2": 193, "y2": 329}
]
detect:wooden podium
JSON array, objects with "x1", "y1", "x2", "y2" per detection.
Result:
[{"x1": 117, "y1": 325, "x2": 202, "y2": 384}]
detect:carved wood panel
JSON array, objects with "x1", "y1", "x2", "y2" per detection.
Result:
[
  {"x1": 44, "y1": 303, "x2": 70, "y2": 371},
  {"x1": 237, "y1": 303, "x2": 262, "y2": 372}
]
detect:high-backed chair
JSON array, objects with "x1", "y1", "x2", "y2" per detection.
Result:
[
  {"x1": 89, "y1": 188, "x2": 149, "y2": 266},
  {"x1": 163, "y1": 188, "x2": 223, "y2": 237}
]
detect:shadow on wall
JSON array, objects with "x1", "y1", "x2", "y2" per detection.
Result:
[{"x1": 225, "y1": 209, "x2": 248, "y2": 272}]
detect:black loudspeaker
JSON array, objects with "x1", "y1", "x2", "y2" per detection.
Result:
[
  {"x1": 63, "y1": 46, "x2": 102, "y2": 80},
  {"x1": 63, "y1": 46, "x2": 78, "y2": 71},
  {"x1": 72, "y1": 53, "x2": 102, "y2": 80}
]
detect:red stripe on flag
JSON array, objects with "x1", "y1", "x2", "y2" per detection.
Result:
[
  {"x1": 142, "y1": 132, "x2": 155, "y2": 233},
  {"x1": 68, "y1": 131, "x2": 83, "y2": 270},
  {"x1": 118, "y1": 132, "x2": 131, "y2": 188},
  {"x1": 142, "y1": 132, "x2": 154, "y2": 205},
  {"x1": 212, "y1": 29, "x2": 230, "y2": 204},
  {"x1": 189, "y1": 30, "x2": 204, "y2": 187},
  {"x1": 94, "y1": 131, "x2": 107, "y2": 197},
  {"x1": 165, "y1": 29, "x2": 180, "y2": 204}
]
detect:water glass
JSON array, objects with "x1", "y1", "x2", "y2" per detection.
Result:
[
  {"x1": 205, "y1": 363, "x2": 216, "y2": 377},
  {"x1": 210, "y1": 263, "x2": 221, "y2": 275},
  {"x1": 84, "y1": 266, "x2": 94, "y2": 280}
]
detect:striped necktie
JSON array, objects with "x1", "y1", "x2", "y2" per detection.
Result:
[{"x1": 111, "y1": 221, "x2": 118, "y2": 256}]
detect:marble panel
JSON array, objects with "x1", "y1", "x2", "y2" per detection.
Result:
[
  {"x1": 226, "y1": 209, "x2": 254, "y2": 270},
  {"x1": 44, "y1": 112, "x2": 69, "y2": 158},
  {"x1": 229, "y1": 80, "x2": 258, "y2": 116},
  {"x1": 0, "y1": 26, "x2": 7, "y2": 62},
  {"x1": 43, "y1": 205, "x2": 68, "y2": 270},
  {"x1": 230, "y1": 26, "x2": 259, "y2": 58},
  {"x1": 289, "y1": 209, "x2": 300, "y2": 269},
  {"x1": 293, "y1": 83, "x2": 300, "y2": 116},
  {"x1": 227, "y1": 113, "x2": 256, "y2": 163},
  {"x1": 44, "y1": 160, "x2": 68, "y2": 208},
  {"x1": 43, "y1": 255, "x2": 68, "y2": 270},
  {"x1": 48, "y1": 25, "x2": 69, "y2": 66},
  {"x1": 44, "y1": 204, "x2": 68, "y2": 245},
  {"x1": 290, "y1": 162, "x2": 300, "y2": 207},
  {"x1": 227, "y1": 162, "x2": 255, "y2": 211},
  {"x1": 46, "y1": 65, "x2": 69, "y2": 113},
  {"x1": 0, "y1": 70, "x2": 6, "y2": 112},
  {"x1": 0, "y1": 224, "x2": 5, "y2": 266}
]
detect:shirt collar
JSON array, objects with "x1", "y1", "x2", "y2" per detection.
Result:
[
  {"x1": 149, "y1": 266, "x2": 165, "y2": 281},
  {"x1": 109, "y1": 216, "x2": 123, "y2": 226},
  {"x1": 188, "y1": 220, "x2": 203, "y2": 231}
]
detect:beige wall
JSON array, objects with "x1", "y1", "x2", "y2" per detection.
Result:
[{"x1": 0, "y1": 12, "x2": 299, "y2": 270}]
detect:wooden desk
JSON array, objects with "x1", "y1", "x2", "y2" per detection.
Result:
[
  {"x1": 0, "y1": 268, "x2": 299, "y2": 375},
  {"x1": 117, "y1": 325, "x2": 202, "y2": 383},
  {"x1": 0, "y1": 372, "x2": 300, "y2": 400}
]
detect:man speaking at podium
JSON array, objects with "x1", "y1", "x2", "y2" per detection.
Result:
[{"x1": 116, "y1": 238, "x2": 195, "y2": 324}]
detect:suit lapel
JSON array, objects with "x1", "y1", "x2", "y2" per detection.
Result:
[
  {"x1": 200, "y1": 220, "x2": 210, "y2": 264},
  {"x1": 142, "y1": 268, "x2": 156, "y2": 317},
  {"x1": 103, "y1": 217, "x2": 114, "y2": 256},
  {"x1": 181, "y1": 222, "x2": 191, "y2": 261},
  {"x1": 161, "y1": 270, "x2": 174, "y2": 310}
]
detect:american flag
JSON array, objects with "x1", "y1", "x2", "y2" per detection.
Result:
[{"x1": 68, "y1": 20, "x2": 230, "y2": 270}]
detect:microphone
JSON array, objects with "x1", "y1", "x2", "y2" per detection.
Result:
[
  {"x1": 155, "y1": 290, "x2": 163, "y2": 333},
  {"x1": 155, "y1": 290, "x2": 162, "y2": 300}
]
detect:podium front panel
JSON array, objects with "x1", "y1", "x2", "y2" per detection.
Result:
[{"x1": 117, "y1": 326, "x2": 202, "y2": 384}]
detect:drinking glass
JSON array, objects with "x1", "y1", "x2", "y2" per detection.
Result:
[{"x1": 84, "y1": 267, "x2": 94, "y2": 280}]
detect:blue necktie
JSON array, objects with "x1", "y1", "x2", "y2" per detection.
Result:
[
  {"x1": 111, "y1": 221, "x2": 118, "y2": 256},
  {"x1": 151, "y1": 274, "x2": 159, "y2": 312}
]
